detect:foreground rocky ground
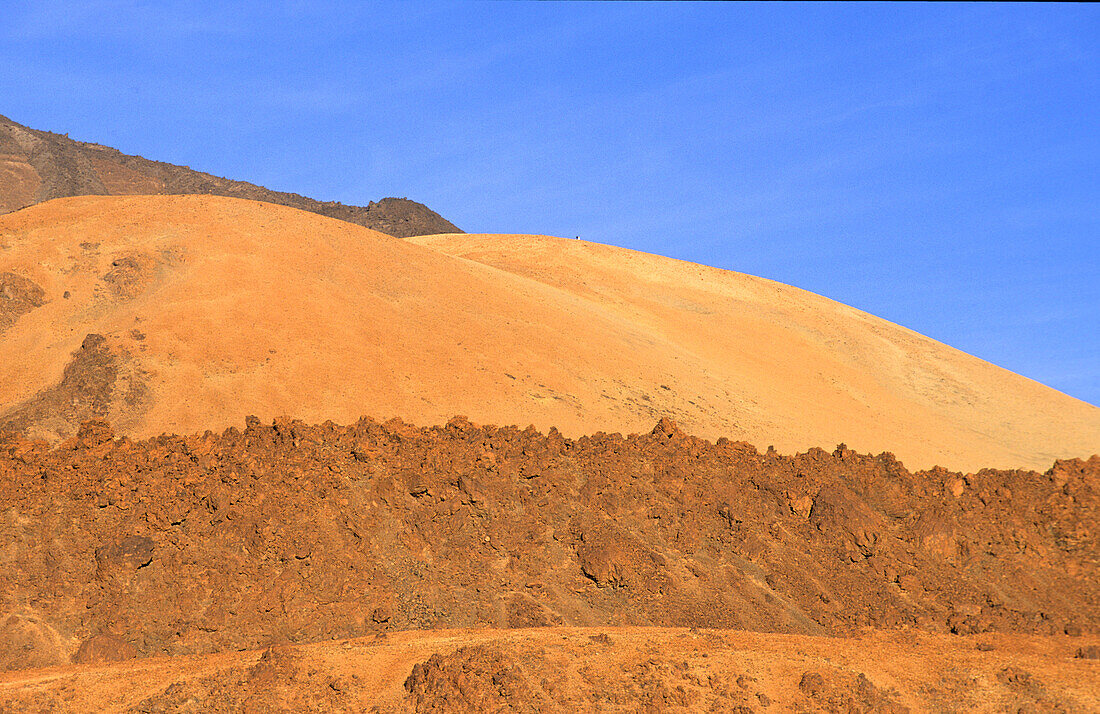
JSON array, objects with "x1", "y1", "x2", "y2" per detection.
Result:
[
  {"x1": 1, "y1": 627, "x2": 1097, "y2": 712},
  {"x1": 2, "y1": 416, "x2": 1096, "y2": 678}
]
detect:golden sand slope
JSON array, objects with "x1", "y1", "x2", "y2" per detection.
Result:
[
  {"x1": 0, "y1": 195, "x2": 1095, "y2": 470},
  {"x1": 1, "y1": 628, "x2": 1097, "y2": 712},
  {"x1": 412, "y1": 233, "x2": 1100, "y2": 470}
]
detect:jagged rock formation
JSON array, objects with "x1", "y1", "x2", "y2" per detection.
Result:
[
  {"x1": 1, "y1": 416, "x2": 1096, "y2": 673},
  {"x1": 0, "y1": 113, "x2": 460, "y2": 237}
]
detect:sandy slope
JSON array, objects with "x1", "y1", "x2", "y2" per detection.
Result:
[
  {"x1": 1, "y1": 628, "x2": 1097, "y2": 712},
  {"x1": 412, "y1": 233, "x2": 1100, "y2": 472},
  {"x1": 1, "y1": 195, "x2": 1096, "y2": 470}
]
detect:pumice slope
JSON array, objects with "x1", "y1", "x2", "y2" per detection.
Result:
[{"x1": 0, "y1": 194, "x2": 1096, "y2": 470}]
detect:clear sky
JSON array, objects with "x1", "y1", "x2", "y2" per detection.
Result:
[{"x1": 3, "y1": 2, "x2": 1098, "y2": 406}]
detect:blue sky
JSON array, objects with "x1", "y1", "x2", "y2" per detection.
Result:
[{"x1": 3, "y1": 2, "x2": 1098, "y2": 406}]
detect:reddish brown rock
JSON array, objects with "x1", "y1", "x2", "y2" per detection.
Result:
[
  {"x1": 72, "y1": 634, "x2": 138, "y2": 664},
  {"x1": 0, "y1": 114, "x2": 461, "y2": 237},
  {"x1": 0, "y1": 417, "x2": 1096, "y2": 671}
]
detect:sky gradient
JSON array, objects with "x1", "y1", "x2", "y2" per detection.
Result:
[{"x1": 3, "y1": 1, "x2": 1098, "y2": 406}]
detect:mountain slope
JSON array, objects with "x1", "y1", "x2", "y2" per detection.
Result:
[
  {"x1": 0, "y1": 195, "x2": 1096, "y2": 470},
  {"x1": 411, "y1": 233, "x2": 1100, "y2": 470},
  {"x1": 0, "y1": 114, "x2": 460, "y2": 237}
]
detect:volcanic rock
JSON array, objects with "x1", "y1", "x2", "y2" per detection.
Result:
[
  {"x1": 0, "y1": 113, "x2": 460, "y2": 237},
  {"x1": 0, "y1": 417, "x2": 1096, "y2": 673}
]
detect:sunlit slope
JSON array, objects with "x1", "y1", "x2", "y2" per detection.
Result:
[
  {"x1": 410, "y1": 233, "x2": 1100, "y2": 471},
  {"x1": 0, "y1": 195, "x2": 1095, "y2": 470}
]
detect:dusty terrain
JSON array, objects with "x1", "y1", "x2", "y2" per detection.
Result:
[
  {"x1": 2, "y1": 627, "x2": 1098, "y2": 713},
  {"x1": 1, "y1": 195, "x2": 1097, "y2": 471},
  {"x1": 0, "y1": 114, "x2": 460, "y2": 237}
]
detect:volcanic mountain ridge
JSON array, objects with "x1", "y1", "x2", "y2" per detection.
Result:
[{"x1": 0, "y1": 113, "x2": 460, "y2": 237}]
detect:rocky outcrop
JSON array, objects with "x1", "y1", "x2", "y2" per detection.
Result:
[
  {"x1": 0, "y1": 416, "x2": 1096, "y2": 671},
  {"x1": 0, "y1": 114, "x2": 461, "y2": 237}
]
